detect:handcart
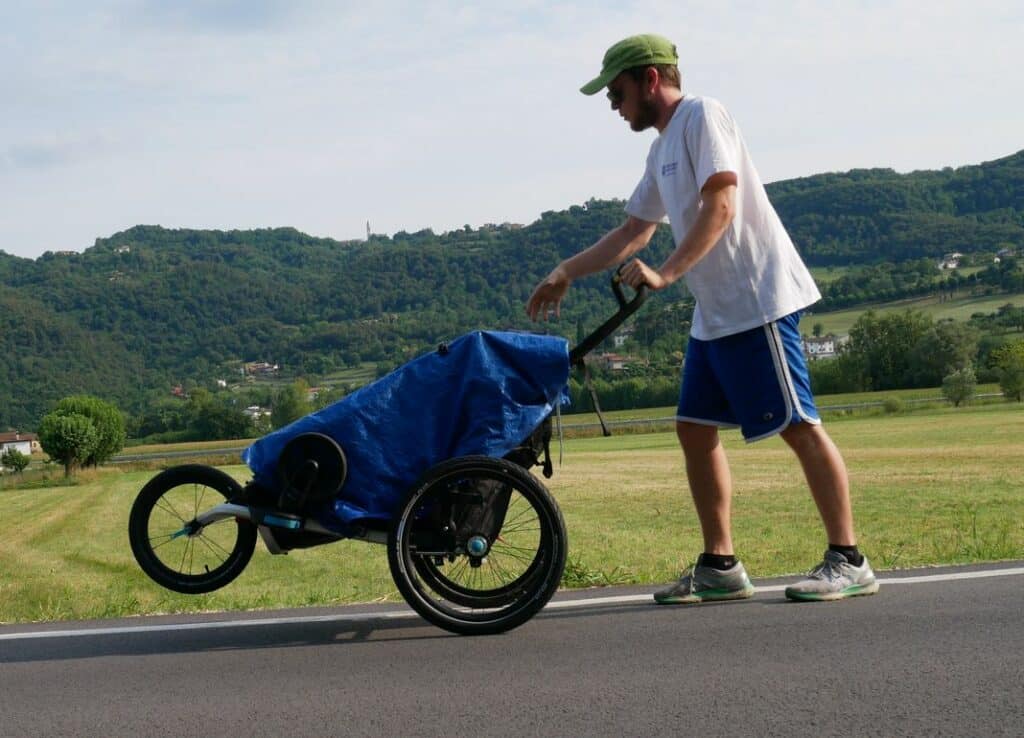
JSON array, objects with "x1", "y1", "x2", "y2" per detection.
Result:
[{"x1": 129, "y1": 270, "x2": 646, "y2": 635}]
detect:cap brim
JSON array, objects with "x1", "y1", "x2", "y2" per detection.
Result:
[{"x1": 580, "y1": 70, "x2": 616, "y2": 95}]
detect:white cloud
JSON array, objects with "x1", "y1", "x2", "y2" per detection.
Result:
[{"x1": 1, "y1": 1, "x2": 1022, "y2": 257}]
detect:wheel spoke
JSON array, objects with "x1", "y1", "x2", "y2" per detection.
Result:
[
  {"x1": 131, "y1": 469, "x2": 255, "y2": 595},
  {"x1": 193, "y1": 529, "x2": 234, "y2": 560},
  {"x1": 391, "y1": 460, "x2": 564, "y2": 633},
  {"x1": 154, "y1": 497, "x2": 188, "y2": 525}
]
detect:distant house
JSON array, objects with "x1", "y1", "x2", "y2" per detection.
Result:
[
  {"x1": 938, "y1": 252, "x2": 963, "y2": 270},
  {"x1": 596, "y1": 352, "x2": 633, "y2": 372},
  {"x1": 245, "y1": 362, "x2": 280, "y2": 376},
  {"x1": 802, "y1": 334, "x2": 847, "y2": 361},
  {"x1": 994, "y1": 247, "x2": 1017, "y2": 264},
  {"x1": 612, "y1": 325, "x2": 635, "y2": 349},
  {"x1": 0, "y1": 432, "x2": 40, "y2": 456}
]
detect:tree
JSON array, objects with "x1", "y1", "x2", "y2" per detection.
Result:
[
  {"x1": 38, "y1": 413, "x2": 99, "y2": 477},
  {"x1": 271, "y1": 381, "x2": 312, "y2": 429},
  {"x1": 809, "y1": 353, "x2": 868, "y2": 395},
  {"x1": 186, "y1": 389, "x2": 253, "y2": 440},
  {"x1": 51, "y1": 395, "x2": 126, "y2": 466},
  {"x1": 992, "y1": 340, "x2": 1024, "y2": 401},
  {"x1": 942, "y1": 367, "x2": 977, "y2": 407},
  {"x1": 1, "y1": 448, "x2": 30, "y2": 474},
  {"x1": 909, "y1": 321, "x2": 980, "y2": 387},
  {"x1": 845, "y1": 310, "x2": 933, "y2": 390}
]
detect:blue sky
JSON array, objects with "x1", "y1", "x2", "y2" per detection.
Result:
[{"x1": 2, "y1": 0, "x2": 1022, "y2": 258}]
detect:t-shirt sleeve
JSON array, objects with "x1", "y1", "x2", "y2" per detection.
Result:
[
  {"x1": 625, "y1": 151, "x2": 667, "y2": 223},
  {"x1": 684, "y1": 98, "x2": 740, "y2": 191}
]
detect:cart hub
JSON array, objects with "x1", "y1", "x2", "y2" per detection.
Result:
[{"x1": 466, "y1": 535, "x2": 489, "y2": 557}]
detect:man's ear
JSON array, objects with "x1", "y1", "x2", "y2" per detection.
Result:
[{"x1": 646, "y1": 66, "x2": 660, "y2": 93}]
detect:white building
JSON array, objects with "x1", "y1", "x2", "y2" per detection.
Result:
[
  {"x1": 0, "y1": 432, "x2": 38, "y2": 456},
  {"x1": 802, "y1": 334, "x2": 847, "y2": 361}
]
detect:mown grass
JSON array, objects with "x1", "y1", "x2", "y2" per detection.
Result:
[
  {"x1": 558, "y1": 384, "x2": 1004, "y2": 427},
  {"x1": 1, "y1": 403, "x2": 1021, "y2": 624},
  {"x1": 801, "y1": 290, "x2": 1024, "y2": 336}
]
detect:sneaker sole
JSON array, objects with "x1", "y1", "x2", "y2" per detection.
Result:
[
  {"x1": 784, "y1": 581, "x2": 880, "y2": 602},
  {"x1": 654, "y1": 586, "x2": 756, "y2": 605}
]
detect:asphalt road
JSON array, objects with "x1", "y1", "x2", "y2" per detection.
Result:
[{"x1": 1, "y1": 562, "x2": 1021, "y2": 737}]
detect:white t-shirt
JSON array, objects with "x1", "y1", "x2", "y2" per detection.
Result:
[{"x1": 625, "y1": 95, "x2": 821, "y2": 340}]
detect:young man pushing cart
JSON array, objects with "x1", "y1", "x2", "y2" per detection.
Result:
[{"x1": 526, "y1": 34, "x2": 878, "y2": 603}]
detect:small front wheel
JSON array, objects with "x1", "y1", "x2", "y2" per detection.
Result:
[
  {"x1": 388, "y1": 456, "x2": 567, "y2": 635},
  {"x1": 129, "y1": 465, "x2": 257, "y2": 594}
]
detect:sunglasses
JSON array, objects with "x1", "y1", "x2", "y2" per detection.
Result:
[{"x1": 606, "y1": 86, "x2": 625, "y2": 105}]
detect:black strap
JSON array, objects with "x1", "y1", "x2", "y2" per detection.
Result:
[{"x1": 541, "y1": 425, "x2": 553, "y2": 478}]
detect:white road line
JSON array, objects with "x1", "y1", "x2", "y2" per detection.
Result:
[{"x1": 1, "y1": 566, "x2": 1021, "y2": 642}]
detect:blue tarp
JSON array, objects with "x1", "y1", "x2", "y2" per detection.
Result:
[{"x1": 242, "y1": 330, "x2": 570, "y2": 534}]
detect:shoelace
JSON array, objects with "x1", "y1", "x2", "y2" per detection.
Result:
[
  {"x1": 677, "y1": 567, "x2": 696, "y2": 595},
  {"x1": 809, "y1": 557, "x2": 845, "y2": 581}
]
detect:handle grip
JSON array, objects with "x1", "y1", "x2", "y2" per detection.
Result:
[{"x1": 568, "y1": 266, "x2": 648, "y2": 366}]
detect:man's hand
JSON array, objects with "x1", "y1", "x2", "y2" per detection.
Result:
[
  {"x1": 526, "y1": 265, "x2": 571, "y2": 321},
  {"x1": 619, "y1": 258, "x2": 668, "y2": 291}
]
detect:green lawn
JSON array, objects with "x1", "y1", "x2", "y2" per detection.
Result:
[
  {"x1": 1, "y1": 402, "x2": 1021, "y2": 624},
  {"x1": 319, "y1": 362, "x2": 378, "y2": 386},
  {"x1": 558, "y1": 384, "x2": 1003, "y2": 425},
  {"x1": 808, "y1": 265, "x2": 853, "y2": 284},
  {"x1": 801, "y1": 291, "x2": 1024, "y2": 336}
]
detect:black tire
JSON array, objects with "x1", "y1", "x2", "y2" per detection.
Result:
[
  {"x1": 129, "y1": 464, "x2": 258, "y2": 594},
  {"x1": 388, "y1": 456, "x2": 567, "y2": 635}
]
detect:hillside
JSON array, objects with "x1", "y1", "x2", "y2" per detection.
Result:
[
  {"x1": 770, "y1": 149, "x2": 1024, "y2": 264},
  {"x1": 2, "y1": 150, "x2": 1023, "y2": 430}
]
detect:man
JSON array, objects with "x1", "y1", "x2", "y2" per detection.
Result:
[{"x1": 526, "y1": 34, "x2": 878, "y2": 604}]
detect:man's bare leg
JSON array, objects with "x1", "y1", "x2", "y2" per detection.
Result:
[
  {"x1": 653, "y1": 421, "x2": 755, "y2": 604},
  {"x1": 779, "y1": 422, "x2": 855, "y2": 546},
  {"x1": 676, "y1": 421, "x2": 734, "y2": 554}
]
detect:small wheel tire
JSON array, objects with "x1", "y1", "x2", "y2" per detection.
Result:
[
  {"x1": 129, "y1": 464, "x2": 258, "y2": 594},
  {"x1": 388, "y1": 456, "x2": 567, "y2": 635}
]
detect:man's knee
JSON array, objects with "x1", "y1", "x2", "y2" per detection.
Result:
[
  {"x1": 676, "y1": 421, "x2": 719, "y2": 452},
  {"x1": 780, "y1": 421, "x2": 827, "y2": 454}
]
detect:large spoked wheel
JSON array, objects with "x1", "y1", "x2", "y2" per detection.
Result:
[
  {"x1": 388, "y1": 456, "x2": 567, "y2": 636},
  {"x1": 129, "y1": 464, "x2": 258, "y2": 594}
]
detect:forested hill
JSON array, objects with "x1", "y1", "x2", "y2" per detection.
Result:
[
  {"x1": 768, "y1": 149, "x2": 1024, "y2": 264},
  {"x1": 2, "y1": 149, "x2": 1022, "y2": 430}
]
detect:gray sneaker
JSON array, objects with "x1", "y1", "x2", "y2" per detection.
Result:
[
  {"x1": 653, "y1": 561, "x2": 755, "y2": 605},
  {"x1": 785, "y1": 550, "x2": 880, "y2": 602}
]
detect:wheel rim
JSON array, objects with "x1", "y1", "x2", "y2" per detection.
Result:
[
  {"x1": 144, "y1": 481, "x2": 245, "y2": 582},
  {"x1": 399, "y1": 468, "x2": 555, "y2": 620}
]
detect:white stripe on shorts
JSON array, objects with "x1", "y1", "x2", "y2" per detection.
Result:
[
  {"x1": 765, "y1": 321, "x2": 819, "y2": 425},
  {"x1": 742, "y1": 322, "x2": 821, "y2": 442}
]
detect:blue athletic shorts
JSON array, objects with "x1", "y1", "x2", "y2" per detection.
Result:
[{"x1": 676, "y1": 312, "x2": 821, "y2": 442}]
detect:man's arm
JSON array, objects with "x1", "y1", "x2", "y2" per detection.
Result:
[
  {"x1": 526, "y1": 215, "x2": 659, "y2": 321},
  {"x1": 619, "y1": 173, "x2": 737, "y2": 291}
]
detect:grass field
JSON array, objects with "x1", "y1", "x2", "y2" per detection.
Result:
[
  {"x1": 801, "y1": 291, "x2": 1024, "y2": 335},
  {"x1": 1, "y1": 402, "x2": 1021, "y2": 624},
  {"x1": 807, "y1": 265, "x2": 852, "y2": 284},
  {"x1": 231, "y1": 362, "x2": 379, "y2": 393}
]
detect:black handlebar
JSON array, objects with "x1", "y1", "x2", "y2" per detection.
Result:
[{"x1": 568, "y1": 267, "x2": 648, "y2": 367}]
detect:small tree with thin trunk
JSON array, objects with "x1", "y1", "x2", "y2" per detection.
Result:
[
  {"x1": 992, "y1": 340, "x2": 1024, "y2": 402},
  {"x1": 942, "y1": 367, "x2": 977, "y2": 407},
  {"x1": 1, "y1": 448, "x2": 30, "y2": 474},
  {"x1": 38, "y1": 413, "x2": 99, "y2": 477},
  {"x1": 51, "y1": 396, "x2": 126, "y2": 466}
]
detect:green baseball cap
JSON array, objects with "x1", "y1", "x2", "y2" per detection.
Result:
[{"x1": 580, "y1": 34, "x2": 679, "y2": 95}]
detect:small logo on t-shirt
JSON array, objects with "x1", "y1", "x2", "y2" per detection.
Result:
[{"x1": 661, "y1": 162, "x2": 678, "y2": 176}]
